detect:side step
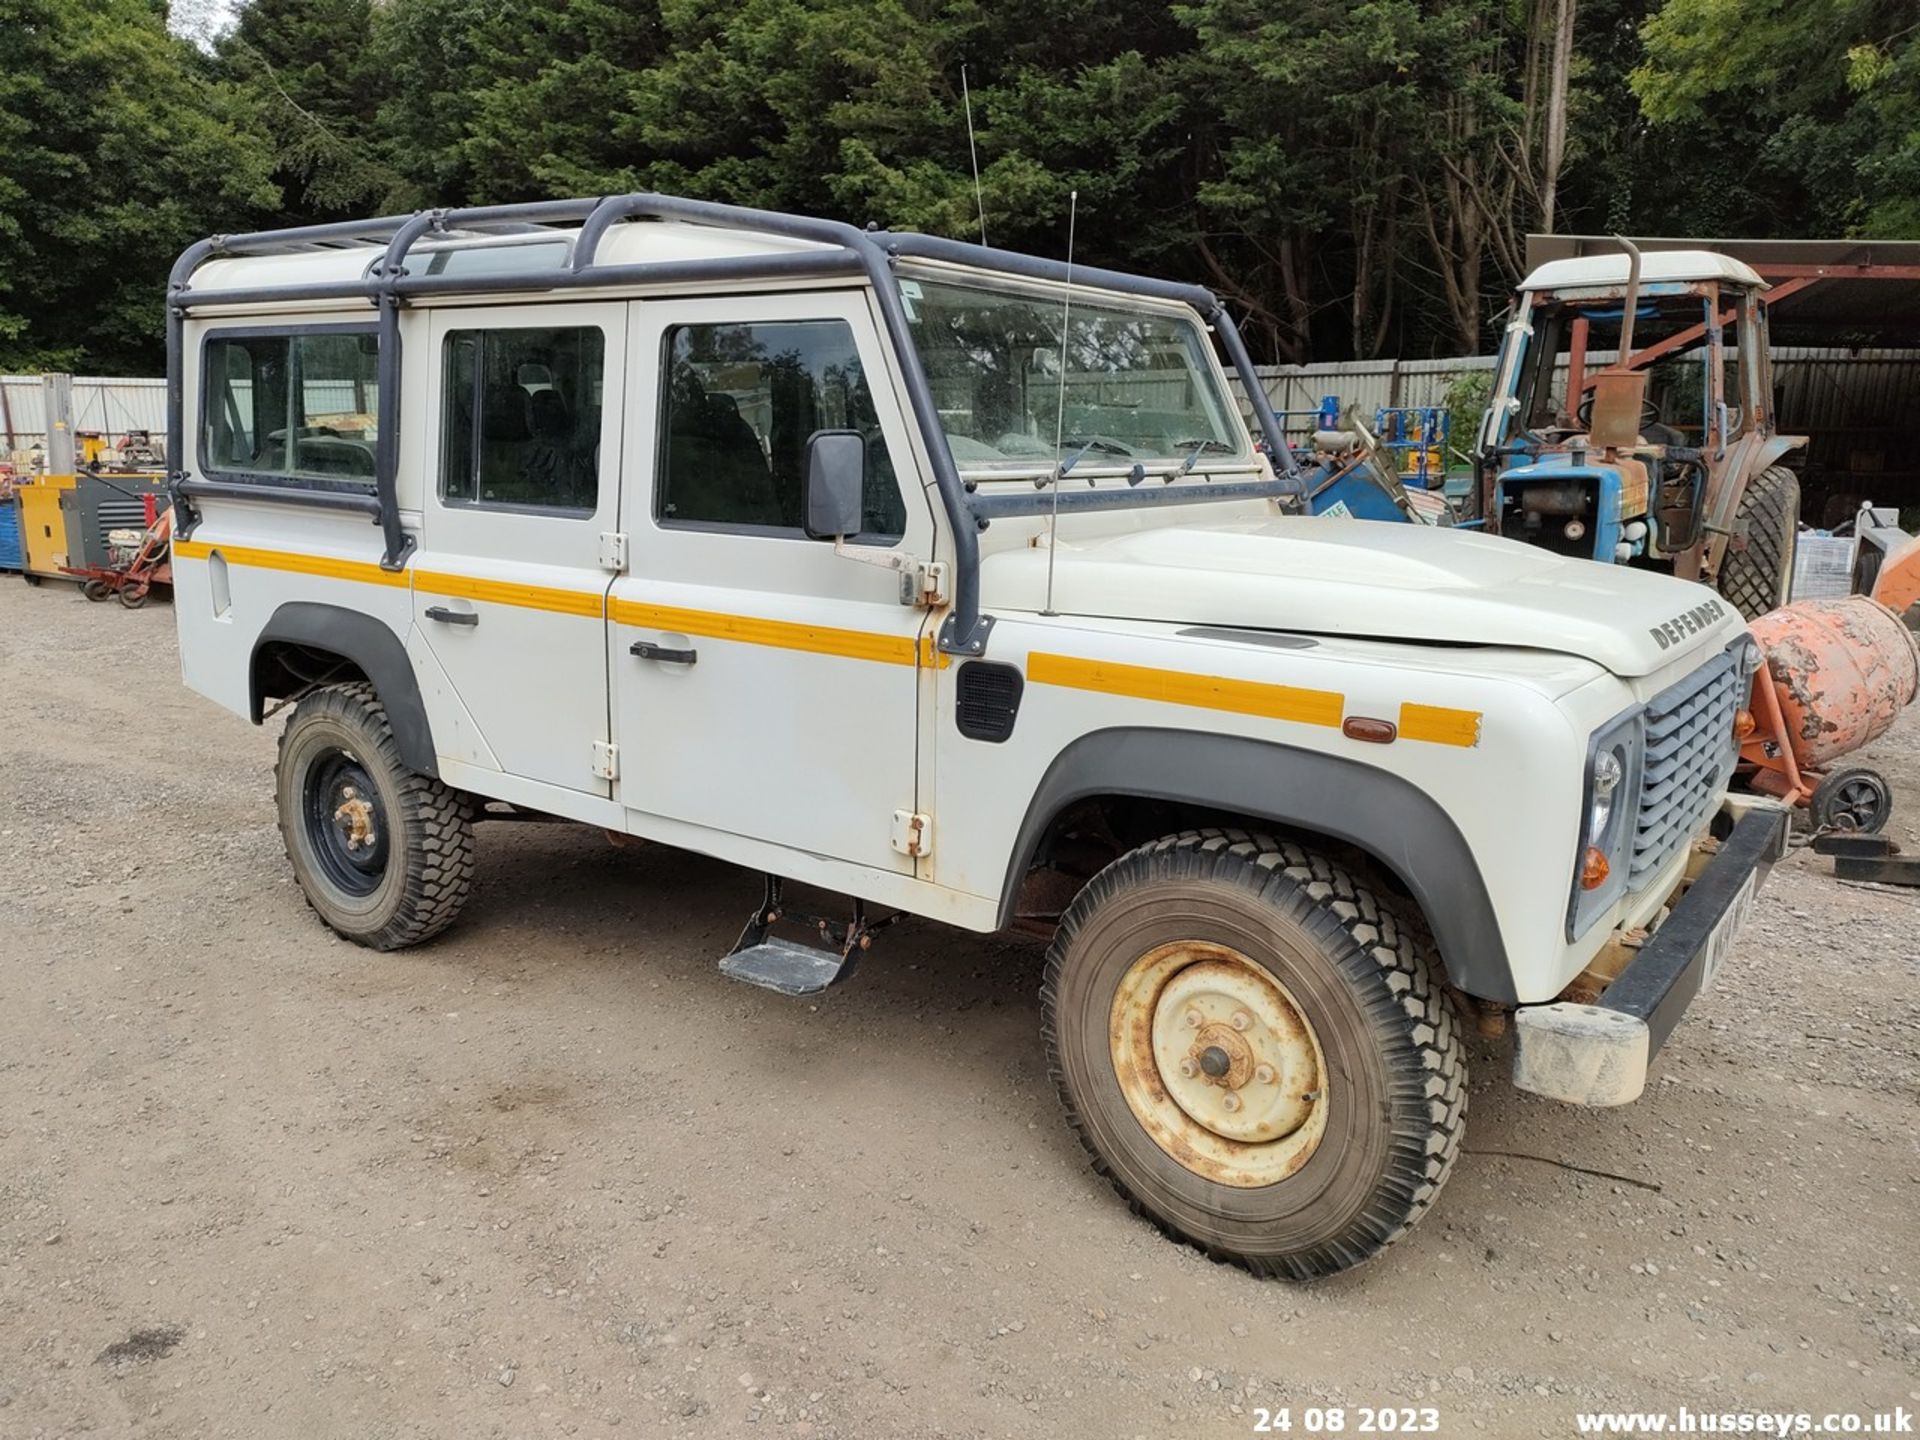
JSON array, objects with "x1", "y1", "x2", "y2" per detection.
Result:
[
  {"x1": 720, "y1": 876, "x2": 902, "y2": 997},
  {"x1": 721, "y1": 937, "x2": 851, "y2": 996}
]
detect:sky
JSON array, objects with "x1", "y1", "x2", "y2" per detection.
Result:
[{"x1": 166, "y1": 0, "x2": 239, "y2": 48}]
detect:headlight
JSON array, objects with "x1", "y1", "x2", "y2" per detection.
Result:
[
  {"x1": 1586, "y1": 748, "x2": 1624, "y2": 846},
  {"x1": 1566, "y1": 709, "x2": 1645, "y2": 941}
]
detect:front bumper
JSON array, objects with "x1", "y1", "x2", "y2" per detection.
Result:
[{"x1": 1512, "y1": 805, "x2": 1791, "y2": 1106}]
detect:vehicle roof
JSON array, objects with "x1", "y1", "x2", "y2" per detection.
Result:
[
  {"x1": 185, "y1": 219, "x2": 834, "y2": 294},
  {"x1": 1519, "y1": 250, "x2": 1766, "y2": 292}
]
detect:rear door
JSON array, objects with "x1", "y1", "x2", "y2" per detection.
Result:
[{"x1": 412, "y1": 302, "x2": 625, "y2": 795}]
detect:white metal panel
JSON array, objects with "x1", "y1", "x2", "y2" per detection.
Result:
[
  {"x1": 410, "y1": 300, "x2": 625, "y2": 797},
  {"x1": 609, "y1": 289, "x2": 935, "y2": 875},
  {"x1": 1520, "y1": 251, "x2": 1766, "y2": 292}
]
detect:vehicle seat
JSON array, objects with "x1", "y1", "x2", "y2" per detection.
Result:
[
  {"x1": 479, "y1": 384, "x2": 531, "y2": 500},
  {"x1": 666, "y1": 377, "x2": 779, "y2": 524},
  {"x1": 522, "y1": 389, "x2": 591, "y2": 508}
]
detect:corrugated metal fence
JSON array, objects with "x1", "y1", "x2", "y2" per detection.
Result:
[{"x1": 1, "y1": 375, "x2": 168, "y2": 450}]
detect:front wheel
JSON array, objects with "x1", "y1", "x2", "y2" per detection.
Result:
[
  {"x1": 275, "y1": 682, "x2": 475, "y2": 950},
  {"x1": 1043, "y1": 830, "x2": 1466, "y2": 1280}
]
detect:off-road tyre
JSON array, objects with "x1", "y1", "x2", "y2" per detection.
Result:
[
  {"x1": 275, "y1": 681, "x2": 474, "y2": 950},
  {"x1": 1042, "y1": 829, "x2": 1466, "y2": 1280},
  {"x1": 1718, "y1": 464, "x2": 1799, "y2": 619}
]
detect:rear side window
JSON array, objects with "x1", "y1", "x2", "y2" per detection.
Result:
[
  {"x1": 657, "y1": 320, "x2": 906, "y2": 540},
  {"x1": 439, "y1": 326, "x2": 604, "y2": 513},
  {"x1": 202, "y1": 329, "x2": 379, "y2": 486}
]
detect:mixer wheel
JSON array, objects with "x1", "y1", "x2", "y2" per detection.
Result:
[{"x1": 1810, "y1": 768, "x2": 1892, "y2": 836}]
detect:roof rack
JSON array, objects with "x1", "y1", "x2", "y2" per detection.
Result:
[{"x1": 168, "y1": 192, "x2": 1308, "y2": 656}]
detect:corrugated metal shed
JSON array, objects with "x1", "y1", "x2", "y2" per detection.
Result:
[
  {"x1": 1, "y1": 376, "x2": 168, "y2": 451},
  {"x1": 1229, "y1": 347, "x2": 1919, "y2": 524}
]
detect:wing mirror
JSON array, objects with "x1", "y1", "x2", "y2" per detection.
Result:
[{"x1": 804, "y1": 429, "x2": 865, "y2": 540}]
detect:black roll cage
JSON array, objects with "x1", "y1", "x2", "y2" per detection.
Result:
[{"x1": 168, "y1": 191, "x2": 1318, "y2": 655}]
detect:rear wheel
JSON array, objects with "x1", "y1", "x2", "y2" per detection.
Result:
[
  {"x1": 1042, "y1": 830, "x2": 1466, "y2": 1279},
  {"x1": 1718, "y1": 464, "x2": 1799, "y2": 619},
  {"x1": 275, "y1": 682, "x2": 474, "y2": 950}
]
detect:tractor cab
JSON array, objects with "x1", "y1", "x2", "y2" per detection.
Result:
[{"x1": 1475, "y1": 248, "x2": 1805, "y2": 618}]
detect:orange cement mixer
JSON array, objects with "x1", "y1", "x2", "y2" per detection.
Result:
[{"x1": 1740, "y1": 596, "x2": 1920, "y2": 832}]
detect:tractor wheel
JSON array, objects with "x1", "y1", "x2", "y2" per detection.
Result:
[
  {"x1": 276, "y1": 682, "x2": 475, "y2": 950},
  {"x1": 1042, "y1": 829, "x2": 1466, "y2": 1279},
  {"x1": 1718, "y1": 464, "x2": 1799, "y2": 620}
]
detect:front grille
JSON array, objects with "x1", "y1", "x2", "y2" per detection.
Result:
[{"x1": 1630, "y1": 652, "x2": 1741, "y2": 887}]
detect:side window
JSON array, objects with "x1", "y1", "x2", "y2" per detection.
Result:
[
  {"x1": 202, "y1": 329, "x2": 379, "y2": 486},
  {"x1": 439, "y1": 326, "x2": 604, "y2": 513},
  {"x1": 657, "y1": 320, "x2": 907, "y2": 540}
]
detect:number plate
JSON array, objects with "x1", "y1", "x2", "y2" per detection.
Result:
[{"x1": 1698, "y1": 870, "x2": 1758, "y2": 991}]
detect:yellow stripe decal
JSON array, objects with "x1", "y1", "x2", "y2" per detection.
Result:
[
  {"x1": 1399, "y1": 702, "x2": 1482, "y2": 748},
  {"x1": 414, "y1": 569, "x2": 606, "y2": 619},
  {"x1": 169, "y1": 538, "x2": 406, "y2": 588},
  {"x1": 1028, "y1": 652, "x2": 1344, "y2": 729},
  {"x1": 609, "y1": 598, "x2": 918, "y2": 666}
]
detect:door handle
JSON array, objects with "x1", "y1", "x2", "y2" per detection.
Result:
[
  {"x1": 630, "y1": 640, "x2": 697, "y2": 665},
  {"x1": 425, "y1": 605, "x2": 478, "y2": 627}
]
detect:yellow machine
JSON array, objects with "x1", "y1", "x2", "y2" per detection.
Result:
[{"x1": 17, "y1": 473, "x2": 76, "y2": 579}]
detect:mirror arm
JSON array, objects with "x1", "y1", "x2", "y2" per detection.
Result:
[{"x1": 830, "y1": 538, "x2": 947, "y2": 606}]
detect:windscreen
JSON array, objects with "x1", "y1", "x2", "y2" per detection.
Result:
[{"x1": 901, "y1": 277, "x2": 1245, "y2": 473}]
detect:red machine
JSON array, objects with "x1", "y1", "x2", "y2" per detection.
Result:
[
  {"x1": 63, "y1": 500, "x2": 174, "y2": 609},
  {"x1": 1740, "y1": 595, "x2": 1919, "y2": 832}
]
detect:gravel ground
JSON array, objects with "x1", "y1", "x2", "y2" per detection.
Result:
[{"x1": 1, "y1": 580, "x2": 1917, "y2": 1440}]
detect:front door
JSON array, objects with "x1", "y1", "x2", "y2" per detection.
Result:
[
  {"x1": 609, "y1": 290, "x2": 936, "y2": 872},
  {"x1": 413, "y1": 302, "x2": 625, "y2": 795}
]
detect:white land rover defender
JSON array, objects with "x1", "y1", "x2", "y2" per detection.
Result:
[{"x1": 165, "y1": 194, "x2": 1787, "y2": 1278}]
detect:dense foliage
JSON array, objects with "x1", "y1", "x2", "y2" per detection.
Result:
[{"x1": 0, "y1": 0, "x2": 1912, "y2": 372}]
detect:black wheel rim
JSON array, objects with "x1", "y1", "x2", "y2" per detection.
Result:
[
  {"x1": 303, "y1": 749, "x2": 389, "y2": 897},
  {"x1": 1828, "y1": 777, "x2": 1887, "y2": 831}
]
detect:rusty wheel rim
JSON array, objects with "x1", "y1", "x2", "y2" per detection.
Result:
[{"x1": 1109, "y1": 941, "x2": 1329, "y2": 1189}]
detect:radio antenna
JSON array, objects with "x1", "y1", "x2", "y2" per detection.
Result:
[
  {"x1": 961, "y1": 65, "x2": 988, "y2": 246},
  {"x1": 1041, "y1": 188, "x2": 1078, "y2": 618}
]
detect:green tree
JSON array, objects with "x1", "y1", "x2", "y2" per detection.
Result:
[
  {"x1": 366, "y1": 0, "x2": 663, "y2": 207},
  {"x1": 0, "y1": 0, "x2": 279, "y2": 371},
  {"x1": 214, "y1": 0, "x2": 400, "y2": 219},
  {"x1": 1631, "y1": 0, "x2": 1920, "y2": 237}
]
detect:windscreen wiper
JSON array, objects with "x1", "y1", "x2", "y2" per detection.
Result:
[
  {"x1": 1042, "y1": 436, "x2": 1136, "y2": 488},
  {"x1": 1159, "y1": 437, "x2": 1236, "y2": 481}
]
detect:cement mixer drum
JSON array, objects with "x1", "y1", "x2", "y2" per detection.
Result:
[{"x1": 1748, "y1": 596, "x2": 1920, "y2": 771}]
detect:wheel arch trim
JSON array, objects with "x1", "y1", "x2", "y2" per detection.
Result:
[
  {"x1": 998, "y1": 727, "x2": 1517, "y2": 1003},
  {"x1": 251, "y1": 602, "x2": 437, "y2": 776}
]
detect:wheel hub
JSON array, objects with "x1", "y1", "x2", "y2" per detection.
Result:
[
  {"x1": 303, "y1": 750, "x2": 389, "y2": 898},
  {"x1": 1149, "y1": 961, "x2": 1320, "y2": 1144},
  {"x1": 333, "y1": 787, "x2": 379, "y2": 851},
  {"x1": 1110, "y1": 942, "x2": 1330, "y2": 1188}
]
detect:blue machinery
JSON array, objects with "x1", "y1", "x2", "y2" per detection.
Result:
[{"x1": 1287, "y1": 396, "x2": 1460, "y2": 523}]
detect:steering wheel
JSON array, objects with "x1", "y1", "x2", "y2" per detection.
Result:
[{"x1": 1576, "y1": 389, "x2": 1662, "y2": 432}]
